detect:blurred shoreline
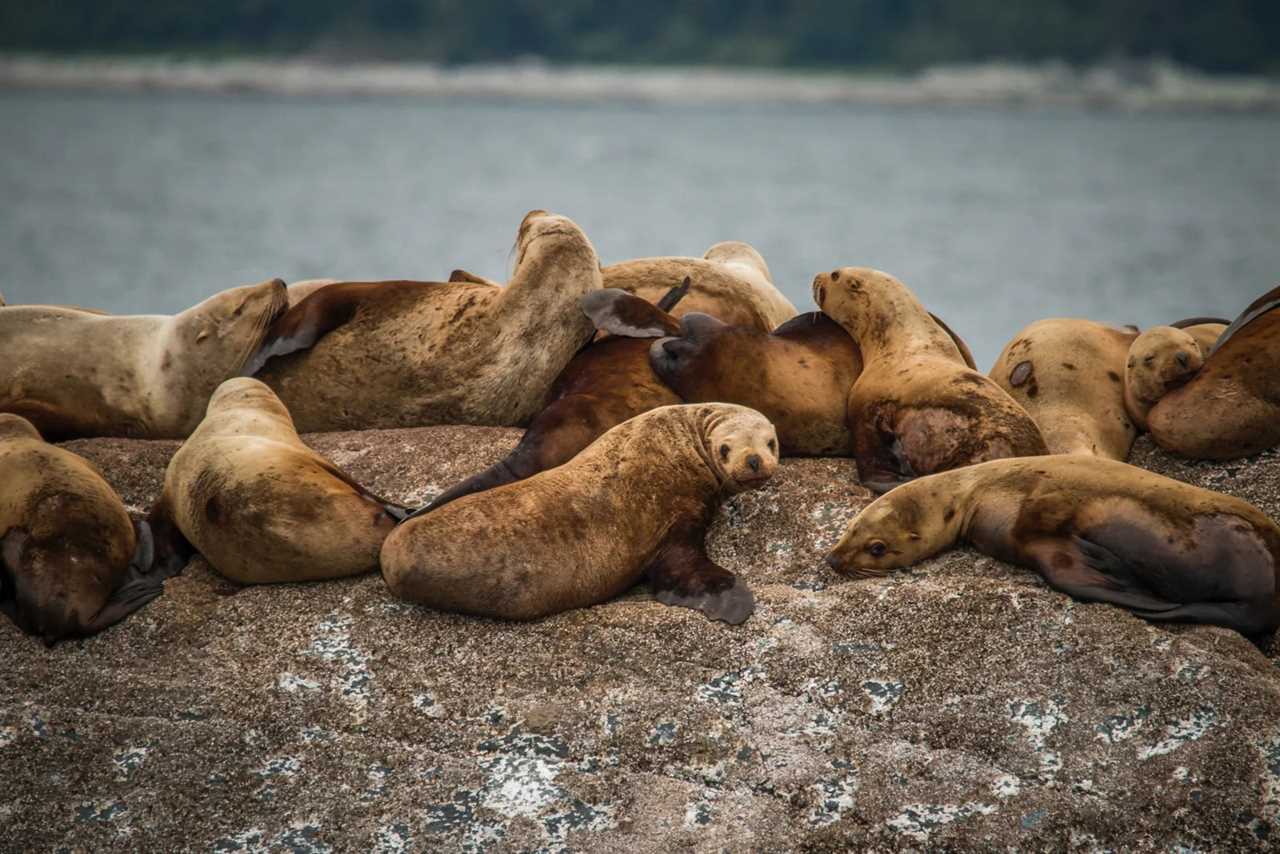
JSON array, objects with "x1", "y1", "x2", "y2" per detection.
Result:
[{"x1": 2, "y1": 54, "x2": 1278, "y2": 111}]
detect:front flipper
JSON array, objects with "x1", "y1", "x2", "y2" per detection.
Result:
[
  {"x1": 145, "y1": 493, "x2": 195, "y2": 578},
  {"x1": 580, "y1": 288, "x2": 683, "y2": 338},
  {"x1": 645, "y1": 522, "x2": 754, "y2": 625}
]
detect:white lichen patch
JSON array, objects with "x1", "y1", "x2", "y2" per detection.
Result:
[
  {"x1": 413, "y1": 692, "x2": 446, "y2": 718},
  {"x1": 682, "y1": 799, "x2": 713, "y2": 830},
  {"x1": 307, "y1": 613, "x2": 373, "y2": 716},
  {"x1": 885, "y1": 802, "x2": 995, "y2": 841},
  {"x1": 991, "y1": 774, "x2": 1021, "y2": 799},
  {"x1": 482, "y1": 755, "x2": 558, "y2": 818},
  {"x1": 210, "y1": 827, "x2": 266, "y2": 852},
  {"x1": 696, "y1": 667, "x2": 763, "y2": 707},
  {"x1": 0, "y1": 726, "x2": 17, "y2": 748},
  {"x1": 1139, "y1": 707, "x2": 1217, "y2": 760},
  {"x1": 862, "y1": 680, "x2": 904, "y2": 716},
  {"x1": 1009, "y1": 698, "x2": 1068, "y2": 779},
  {"x1": 255, "y1": 756, "x2": 302, "y2": 778},
  {"x1": 809, "y1": 775, "x2": 858, "y2": 827},
  {"x1": 112, "y1": 746, "x2": 149, "y2": 780},
  {"x1": 1095, "y1": 705, "x2": 1150, "y2": 744},
  {"x1": 370, "y1": 822, "x2": 412, "y2": 854},
  {"x1": 277, "y1": 672, "x2": 320, "y2": 693}
]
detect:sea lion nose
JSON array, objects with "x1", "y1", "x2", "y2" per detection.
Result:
[
  {"x1": 825, "y1": 553, "x2": 842, "y2": 570},
  {"x1": 1175, "y1": 351, "x2": 1190, "y2": 368},
  {"x1": 747, "y1": 454, "x2": 761, "y2": 473}
]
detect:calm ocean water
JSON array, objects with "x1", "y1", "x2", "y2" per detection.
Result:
[{"x1": 1, "y1": 88, "x2": 1277, "y2": 369}]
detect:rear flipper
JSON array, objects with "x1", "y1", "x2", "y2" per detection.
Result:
[
  {"x1": 146, "y1": 494, "x2": 195, "y2": 578},
  {"x1": 1129, "y1": 601, "x2": 1280, "y2": 637},
  {"x1": 645, "y1": 522, "x2": 754, "y2": 625}
]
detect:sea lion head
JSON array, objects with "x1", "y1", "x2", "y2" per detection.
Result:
[
  {"x1": 704, "y1": 240, "x2": 772, "y2": 283},
  {"x1": 512, "y1": 210, "x2": 594, "y2": 270},
  {"x1": 171, "y1": 278, "x2": 289, "y2": 377},
  {"x1": 650, "y1": 312, "x2": 736, "y2": 394},
  {"x1": 698, "y1": 405, "x2": 779, "y2": 494},
  {"x1": 825, "y1": 490, "x2": 932, "y2": 578},
  {"x1": 206, "y1": 376, "x2": 292, "y2": 421},
  {"x1": 0, "y1": 413, "x2": 41, "y2": 441},
  {"x1": 1126, "y1": 326, "x2": 1204, "y2": 407},
  {"x1": 812, "y1": 267, "x2": 906, "y2": 343}
]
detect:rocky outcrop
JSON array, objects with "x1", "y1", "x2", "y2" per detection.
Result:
[{"x1": 3, "y1": 430, "x2": 1279, "y2": 850}]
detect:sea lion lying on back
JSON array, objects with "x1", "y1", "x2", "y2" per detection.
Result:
[
  {"x1": 814, "y1": 267, "x2": 1048, "y2": 490},
  {"x1": 383, "y1": 404, "x2": 778, "y2": 625},
  {"x1": 0, "y1": 279, "x2": 288, "y2": 439},
  {"x1": 825, "y1": 455, "x2": 1280, "y2": 636},
  {"x1": 0, "y1": 414, "x2": 160, "y2": 644},
  {"x1": 1147, "y1": 286, "x2": 1280, "y2": 459},
  {"x1": 253, "y1": 210, "x2": 602, "y2": 431},
  {"x1": 149, "y1": 378, "x2": 408, "y2": 584},
  {"x1": 1123, "y1": 317, "x2": 1228, "y2": 432},
  {"x1": 991, "y1": 319, "x2": 1140, "y2": 459}
]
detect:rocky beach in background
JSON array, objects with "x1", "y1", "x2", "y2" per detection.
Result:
[{"x1": 3, "y1": 54, "x2": 1279, "y2": 111}]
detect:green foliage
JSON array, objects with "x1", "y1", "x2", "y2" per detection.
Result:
[{"x1": 1, "y1": 0, "x2": 1276, "y2": 73}]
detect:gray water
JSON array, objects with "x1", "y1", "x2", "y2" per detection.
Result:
[{"x1": 2, "y1": 88, "x2": 1278, "y2": 369}]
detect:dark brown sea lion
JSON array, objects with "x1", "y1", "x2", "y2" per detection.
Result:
[
  {"x1": 991, "y1": 319, "x2": 1139, "y2": 459},
  {"x1": 0, "y1": 278, "x2": 288, "y2": 439},
  {"x1": 252, "y1": 210, "x2": 602, "y2": 431},
  {"x1": 1147, "y1": 285, "x2": 1280, "y2": 459},
  {"x1": 814, "y1": 267, "x2": 1048, "y2": 490},
  {"x1": 382, "y1": 404, "x2": 779, "y2": 625},
  {"x1": 825, "y1": 455, "x2": 1280, "y2": 636},
  {"x1": 149, "y1": 378, "x2": 407, "y2": 584},
  {"x1": 0, "y1": 414, "x2": 160, "y2": 645},
  {"x1": 1124, "y1": 319, "x2": 1228, "y2": 432}
]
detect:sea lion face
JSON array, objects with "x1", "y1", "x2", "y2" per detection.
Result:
[
  {"x1": 1126, "y1": 326, "x2": 1204, "y2": 405},
  {"x1": 176, "y1": 278, "x2": 289, "y2": 372},
  {"x1": 825, "y1": 495, "x2": 929, "y2": 577},
  {"x1": 812, "y1": 267, "x2": 898, "y2": 337},
  {"x1": 513, "y1": 210, "x2": 588, "y2": 268},
  {"x1": 704, "y1": 410, "x2": 779, "y2": 493}
]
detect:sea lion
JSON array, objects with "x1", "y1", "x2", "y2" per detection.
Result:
[
  {"x1": 991, "y1": 319, "x2": 1139, "y2": 459},
  {"x1": 253, "y1": 210, "x2": 602, "y2": 431},
  {"x1": 149, "y1": 378, "x2": 408, "y2": 584},
  {"x1": 0, "y1": 278, "x2": 288, "y2": 439},
  {"x1": 286, "y1": 278, "x2": 342, "y2": 306},
  {"x1": 417, "y1": 287, "x2": 687, "y2": 513},
  {"x1": 603, "y1": 240, "x2": 797, "y2": 331},
  {"x1": 1123, "y1": 319, "x2": 1228, "y2": 432},
  {"x1": 0, "y1": 414, "x2": 160, "y2": 644},
  {"x1": 825, "y1": 455, "x2": 1280, "y2": 636},
  {"x1": 813, "y1": 267, "x2": 1048, "y2": 490},
  {"x1": 1147, "y1": 286, "x2": 1280, "y2": 459},
  {"x1": 382, "y1": 404, "x2": 779, "y2": 624}
]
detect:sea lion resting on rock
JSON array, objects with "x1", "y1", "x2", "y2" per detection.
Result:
[
  {"x1": 0, "y1": 278, "x2": 288, "y2": 439},
  {"x1": 149, "y1": 378, "x2": 407, "y2": 584},
  {"x1": 1124, "y1": 318, "x2": 1228, "y2": 432},
  {"x1": 383, "y1": 404, "x2": 778, "y2": 624},
  {"x1": 814, "y1": 267, "x2": 1048, "y2": 490},
  {"x1": 253, "y1": 210, "x2": 602, "y2": 432},
  {"x1": 825, "y1": 455, "x2": 1280, "y2": 636},
  {"x1": 0, "y1": 414, "x2": 160, "y2": 644},
  {"x1": 991, "y1": 319, "x2": 1139, "y2": 459},
  {"x1": 1147, "y1": 286, "x2": 1280, "y2": 459}
]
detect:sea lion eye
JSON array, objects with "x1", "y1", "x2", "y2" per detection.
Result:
[
  {"x1": 719, "y1": 443, "x2": 730, "y2": 460},
  {"x1": 867, "y1": 540, "x2": 888, "y2": 558},
  {"x1": 767, "y1": 439, "x2": 777, "y2": 453}
]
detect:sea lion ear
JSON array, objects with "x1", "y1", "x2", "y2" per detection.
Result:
[{"x1": 579, "y1": 289, "x2": 681, "y2": 338}]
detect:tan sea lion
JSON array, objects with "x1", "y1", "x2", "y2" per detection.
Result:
[
  {"x1": 603, "y1": 240, "x2": 796, "y2": 331},
  {"x1": 0, "y1": 414, "x2": 160, "y2": 644},
  {"x1": 252, "y1": 210, "x2": 602, "y2": 431},
  {"x1": 0, "y1": 279, "x2": 288, "y2": 439},
  {"x1": 814, "y1": 267, "x2": 1048, "y2": 490},
  {"x1": 825, "y1": 455, "x2": 1280, "y2": 636},
  {"x1": 1147, "y1": 286, "x2": 1280, "y2": 459},
  {"x1": 417, "y1": 286, "x2": 688, "y2": 513},
  {"x1": 148, "y1": 378, "x2": 407, "y2": 584},
  {"x1": 991, "y1": 319, "x2": 1139, "y2": 459},
  {"x1": 1123, "y1": 318, "x2": 1228, "y2": 432},
  {"x1": 285, "y1": 278, "x2": 342, "y2": 306},
  {"x1": 382, "y1": 404, "x2": 779, "y2": 624}
]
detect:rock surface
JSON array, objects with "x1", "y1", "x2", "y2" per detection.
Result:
[{"x1": 4, "y1": 430, "x2": 1280, "y2": 851}]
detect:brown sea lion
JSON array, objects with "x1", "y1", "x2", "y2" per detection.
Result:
[
  {"x1": 149, "y1": 378, "x2": 407, "y2": 584},
  {"x1": 603, "y1": 240, "x2": 796, "y2": 331},
  {"x1": 1147, "y1": 286, "x2": 1280, "y2": 459},
  {"x1": 991, "y1": 319, "x2": 1139, "y2": 459},
  {"x1": 814, "y1": 267, "x2": 1048, "y2": 490},
  {"x1": 1123, "y1": 319, "x2": 1228, "y2": 432},
  {"x1": 0, "y1": 414, "x2": 160, "y2": 644},
  {"x1": 825, "y1": 455, "x2": 1280, "y2": 636},
  {"x1": 252, "y1": 210, "x2": 601, "y2": 431},
  {"x1": 0, "y1": 279, "x2": 288, "y2": 439},
  {"x1": 416, "y1": 286, "x2": 689, "y2": 514},
  {"x1": 382, "y1": 404, "x2": 779, "y2": 624}
]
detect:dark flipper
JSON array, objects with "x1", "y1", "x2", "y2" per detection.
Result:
[
  {"x1": 0, "y1": 529, "x2": 26, "y2": 623},
  {"x1": 80, "y1": 570, "x2": 164, "y2": 640},
  {"x1": 146, "y1": 494, "x2": 195, "y2": 578},
  {"x1": 655, "y1": 276, "x2": 691, "y2": 313},
  {"x1": 645, "y1": 522, "x2": 754, "y2": 625},
  {"x1": 580, "y1": 288, "x2": 683, "y2": 338}
]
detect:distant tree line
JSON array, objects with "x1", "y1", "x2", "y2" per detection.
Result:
[{"x1": 2, "y1": 0, "x2": 1277, "y2": 74}]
